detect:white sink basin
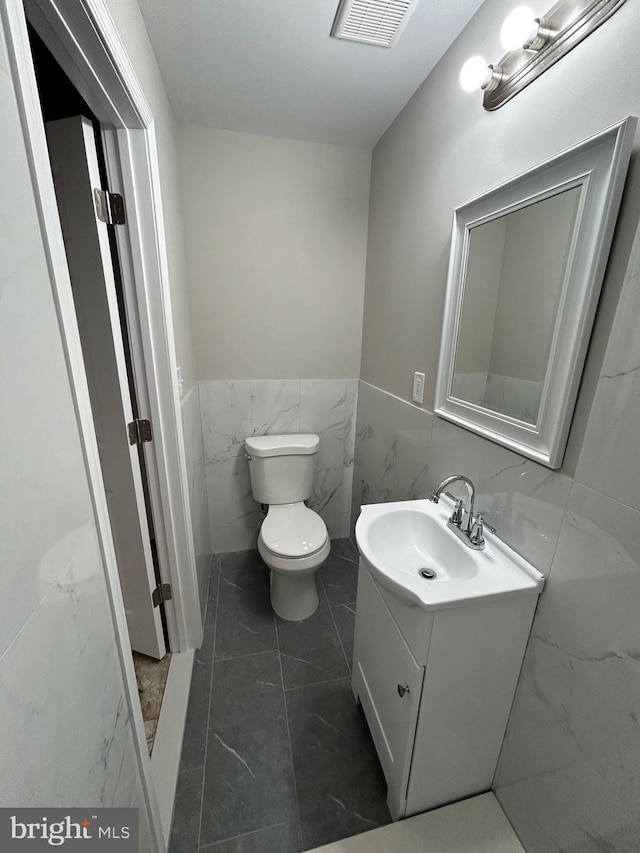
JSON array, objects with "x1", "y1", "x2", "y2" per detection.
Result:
[{"x1": 355, "y1": 497, "x2": 544, "y2": 610}]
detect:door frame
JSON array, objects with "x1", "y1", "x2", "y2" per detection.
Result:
[
  {"x1": 1, "y1": 0, "x2": 202, "y2": 845},
  {"x1": 12, "y1": 0, "x2": 203, "y2": 656}
]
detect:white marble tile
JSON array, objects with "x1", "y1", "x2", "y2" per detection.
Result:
[
  {"x1": 200, "y1": 379, "x2": 358, "y2": 551},
  {"x1": 0, "y1": 268, "x2": 95, "y2": 652},
  {"x1": 200, "y1": 379, "x2": 252, "y2": 464},
  {"x1": 301, "y1": 379, "x2": 347, "y2": 473},
  {"x1": 494, "y1": 483, "x2": 640, "y2": 851},
  {"x1": 575, "y1": 262, "x2": 640, "y2": 513},
  {"x1": 0, "y1": 531, "x2": 144, "y2": 809},
  {"x1": 300, "y1": 379, "x2": 346, "y2": 435},
  {"x1": 340, "y1": 380, "x2": 359, "y2": 537},
  {"x1": 249, "y1": 379, "x2": 300, "y2": 436},
  {"x1": 342, "y1": 379, "x2": 358, "y2": 469},
  {"x1": 477, "y1": 442, "x2": 572, "y2": 574},
  {"x1": 351, "y1": 383, "x2": 432, "y2": 530},
  {"x1": 206, "y1": 457, "x2": 261, "y2": 553},
  {"x1": 309, "y1": 464, "x2": 344, "y2": 538},
  {"x1": 183, "y1": 385, "x2": 211, "y2": 608}
]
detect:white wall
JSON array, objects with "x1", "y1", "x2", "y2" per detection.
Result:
[
  {"x1": 177, "y1": 125, "x2": 371, "y2": 380},
  {"x1": 0, "y1": 8, "x2": 153, "y2": 839}
]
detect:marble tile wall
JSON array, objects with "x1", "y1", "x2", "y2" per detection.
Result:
[
  {"x1": 181, "y1": 384, "x2": 212, "y2": 622},
  {"x1": 200, "y1": 379, "x2": 358, "y2": 553},
  {"x1": 353, "y1": 228, "x2": 640, "y2": 851},
  {"x1": 0, "y1": 23, "x2": 152, "y2": 846},
  {"x1": 493, "y1": 228, "x2": 640, "y2": 851},
  {"x1": 352, "y1": 382, "x2": 571, "y2": 575}
]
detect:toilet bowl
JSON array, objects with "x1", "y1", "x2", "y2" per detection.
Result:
[{"x1": 245, "y1": 434, "x2": 331, "y2": 621}]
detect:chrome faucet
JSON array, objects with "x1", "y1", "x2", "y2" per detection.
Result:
[{"x1": 429, "y1": 474, "x2": 486, "y2": 549}]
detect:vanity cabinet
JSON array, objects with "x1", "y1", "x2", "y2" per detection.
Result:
[{"x1": 352, "y1": 561, "x2": 538, "y2": 820}]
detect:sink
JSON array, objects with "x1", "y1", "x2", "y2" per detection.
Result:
[
  {"x1": 355, "y1": 497, "x2": 544, "y2": 610},
  {"x1": 364, "y1": 508, "x2": 478, "y2": 581}
]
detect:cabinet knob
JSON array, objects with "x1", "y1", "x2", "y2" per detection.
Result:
[{"x1": 397, "y1": 684, "x2": 410, "y2": 698}]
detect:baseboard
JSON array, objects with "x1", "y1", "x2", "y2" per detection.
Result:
[{"x1": 149, "y1": 650, "x2": 195, "y2": 845}]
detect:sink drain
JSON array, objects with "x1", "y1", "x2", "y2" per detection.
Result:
[{"x1": 419, "y1": 567, "x2": 437, "y2": 580}]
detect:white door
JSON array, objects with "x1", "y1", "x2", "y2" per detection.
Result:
[{"x1": 45, "y1": 115, "x2": 166, "y2": 659}]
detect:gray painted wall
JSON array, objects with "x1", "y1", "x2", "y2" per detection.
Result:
[
  {"x1": 357, "y1": 0, "x2": 640, "y2": 849},
  {"x1": 177, "y1": 125, "x2": 371, "y2": 381},
  {"x1": 361, "y1": 0, "x2": 640, "y2": 478}
]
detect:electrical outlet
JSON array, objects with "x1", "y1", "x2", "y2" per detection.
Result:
[{"x1": 412, "y1": 371, "x2": 425, "y2": 404}]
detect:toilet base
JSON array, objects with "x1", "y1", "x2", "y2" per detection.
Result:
[
  {"x1": 270, "y1": 570, "x2": 319, "y2": 621},
  {"x1": 258, "y1": 533, "x2": 331, "y2": 621}
]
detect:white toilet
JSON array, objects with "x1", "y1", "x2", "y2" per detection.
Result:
[{"x1": 244, "y1": 433, "x2": 331, "y2": 621}]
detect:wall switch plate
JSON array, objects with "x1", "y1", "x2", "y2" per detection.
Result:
[{"x1": 412, "y1": 371, "x2": 425, "y2": 404}]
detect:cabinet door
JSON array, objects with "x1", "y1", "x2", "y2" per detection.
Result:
[{"x1": 352, "y1": 566, "x2": 424, "y2": 818}]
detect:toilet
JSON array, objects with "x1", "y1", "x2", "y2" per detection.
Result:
[{"x1": 244, "y1": 434, "x2": 331, "y2": 621}]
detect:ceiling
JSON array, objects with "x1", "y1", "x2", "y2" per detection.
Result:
[{"x1": 136, "y1": 0, "x2": 486, "y2": 149}]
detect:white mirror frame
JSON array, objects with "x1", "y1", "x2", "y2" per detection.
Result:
[{"x1": 435, "y1": 116, "x2": 637, "y2": 468}]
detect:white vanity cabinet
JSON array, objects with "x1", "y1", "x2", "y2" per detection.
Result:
[{"x1": 352, "y1": 560, "x2": 538, "y2": 820}]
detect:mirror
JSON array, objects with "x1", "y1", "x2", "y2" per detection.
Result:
[
  {"x1": 435, "y1": 117, "x2": 636, "y2": 468},
  {"x1": 453, "y1": 186, "x2": 581, "y2": 425}
]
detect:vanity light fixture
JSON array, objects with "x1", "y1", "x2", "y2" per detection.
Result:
[{"x1": 461, "y1": 0, "x2": 629, "y2": 110}]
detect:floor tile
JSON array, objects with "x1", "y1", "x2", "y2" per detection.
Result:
[
  {"x1": 220, "y1": 549, "x2": 265, "y2": 577},
  {"x1": 319, "y1": 541, "x2": 359, "y2": 606},
  {"x1": 330, "y1": 604, "x2": 356, "y2": 670},
  {"x1": 200, "y1": 652, "x2": 297, "y2": 846},
  {"x1": 168, "y1": 767, "x2": 203, "y2": 853},
  {"x1": 200, "y1": 821, "x2": 303, "y2": 852},
  {"x1": 286, "y1": 679, "x2": 391, "y2": 850},
  {"x1": 180, "y1": 625, "x2": 215, "y2": 772},
  {"x1": 215, "y1": 558, "x2": 276, "y2": 660},
  {"x1": 278, "y1": 596, "x2": 349, "y2": 689}
]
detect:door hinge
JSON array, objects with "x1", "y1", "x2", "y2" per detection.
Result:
[
  {"x1": 93, "y1": 188, "x2": 126, "y2": 225},
  {"x1": 128, "y1": 418, "x2": 153, "y2": 445},
  {"x1": 152, "y1": 583, "x2": 172, "y2": 608}
]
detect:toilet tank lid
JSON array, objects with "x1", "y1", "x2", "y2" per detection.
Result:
[{"x1": 245, "y1": 434, "x2": 319, "y2": 457}]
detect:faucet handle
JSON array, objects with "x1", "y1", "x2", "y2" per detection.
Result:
[
  {"x1": 469, "y1": 513, "x2": 485, "y2": 547},
  {"x1": 449, "y1": 499, "x2": 463, "y2": 527}
]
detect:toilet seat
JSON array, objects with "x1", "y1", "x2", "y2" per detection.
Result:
[{"x1": 261, "y1": 503, "x2": 327, "y2": 558}]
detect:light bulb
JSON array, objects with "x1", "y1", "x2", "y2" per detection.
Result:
[
  {"x1": 500, "y1": 5, "x2": 536, "y2": 51},
  {"x1": 459, "y1": 56, "x2": 491, "y2": 92}
]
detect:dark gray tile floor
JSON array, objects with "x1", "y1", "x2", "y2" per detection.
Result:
[{"x1": 169, "y1": 538, "x2": 391, "y2": 853}]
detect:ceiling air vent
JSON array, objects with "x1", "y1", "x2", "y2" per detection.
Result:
[{"x1": 331, "y1": 0, "x2": 419, "y2": 48}]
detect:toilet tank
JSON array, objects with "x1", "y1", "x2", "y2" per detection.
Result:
[{"x1": 245, "y1": 434, "x2": 319, "y2": 505}]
